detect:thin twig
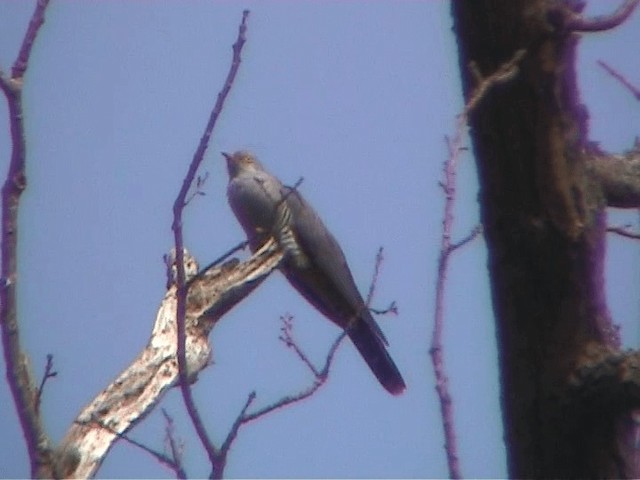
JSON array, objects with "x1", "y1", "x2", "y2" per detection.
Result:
[
  {"x1": 220, "y1": 392, "x2": 256, "y2": 454},
  {"x1": 200, "y1": 318, "x2": 348, "y2": 475},
  {"x1": 370, "y1": 300, "x2": 398, "y2": 316},
  {"x1": 566, "y1": 0, "x2": 639, "y2": 32},
  {"x1": 185, "y1": 172, "x2": 210, "y2": 206},
  {"x1": 607, "y1": 225, "x2": 640, "y2": 240},
  {"x1": 279, "y1": 314, "x2": 321, "y2": 376},
  {"x1": 282, "y1": 177, "x2": 305, "y2": 201},
  {"x1": 431, "y1": 48, "x2": 524, "y2": 480},
  {"x1": 189, "y1": 240, "x2": 248, "y2": 286},
  {"x1": 597, "y1": 60, "x2": 640, "y2": 101},
  {"x1": 161, "y1": 409, "x2": 187, "y2": 479},
  {"x1": 365, "y1": 247, "x2": 384, "y2": 307},
  {"x1": 450, "y1": 225, "x2": 483, "y2": 253},
  {"x1": 171, "y1": 9, "x2": 250, "y2": 470},
  {"x1": 363, "y1": 247, "x2": 398, "y2": 317},
  {"x1": 210, "y1": 242, "x2": 383, "y2": 469},
  {"x1": 245, "y1": 327, "x2": 349, "y2": 423},
  {"x1": 34, "y1": 354, "x2": 57, "y2": 413},
  {"x1": 85, "y1": 416, "x2": 185, "y2": 477}
]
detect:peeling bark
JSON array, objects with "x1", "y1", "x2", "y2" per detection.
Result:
[
  {"x1": 588, "y1": 148, "x2": 640, "y2": 208},
  {"x1": 52, "y1": 241, "x2": 283, "y2": 478}
]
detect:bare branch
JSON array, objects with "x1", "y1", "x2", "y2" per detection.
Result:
[
  {"x1": 370, "y1": 300, "x2": 398, "y2": 316},
  {"x1": 607, "y1": 225, "x2": 640, "y2": 240},
  {"x1": 450, "y1": 225, "x2": 483, "y2": 253},
  {"x1": 283, "y1": 176, "x2": 305, "y2": 198},
  {"x1": 206, "y1": 240, "x2": 393, "y2": 468},
  {"x1": 190, "y1": 241, "x2": 247, "y2": 285},
  {"x1": 191, "y1": 313, "x2": 349, "y2": 476},
  {"x1": 213, "y1": 392, "x2": 257, "y2": 478},
  {"x1": 0, "y1": 1, "x2": 54, "y2": 477},
  {"x1": 566, "y1": 0, "x2": 639, "y2": 32},
  {"x1": 597, "y1": 60, "x2": 640, "y2": 101},
  {"x1": 10, "y1": 0, "x2": 50, "y2": 80},
  {"x1": 92, "y1": 417, "x2": 183, "y2": 477},
  {"x1": 55, "y1": 241, "x2": 283, "y2": 478},
  {"x1": 361, "y1": 247, "x2": 398, "y2": 316},
  {"x1": 244, "y1": 326, "x2": 349, "y2": 423},
  {"x1": 162, "y1": 409, "x2": 187, "y2": 479},
  {"x1": 365, "y1": 247, "x2": 384, "y2": 307},
  {"x1": 279, "y1": 314, "x2": 322, "y2": 377},
  {"x1": 185, "y1": 171, "x2": 210, "y2": 206},
  {"x1": 170, "y1": 10, "x2": 250, "y2": 468},
  {"x1": 431, "y1": 48, "x2": 525, "y2": 480},
  {"x1": 220, "y1": 392, "x2": 256, "y2": 455},
  {"x1": 464, "y1": 49, "x2": 526, "y2": 116},
  {"x1": 207, "y1": 302, "x2": 358, "y2": 477}
]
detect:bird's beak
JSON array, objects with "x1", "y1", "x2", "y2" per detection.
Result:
[{"x1": 222, "y1": 152, "x2": 236, "y2": 177}]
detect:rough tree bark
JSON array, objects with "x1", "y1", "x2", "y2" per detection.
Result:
[{"x1": 452, "y1": 1, "x2": 640, "y2": 478}]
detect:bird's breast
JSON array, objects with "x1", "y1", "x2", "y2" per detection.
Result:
[{"x1": 227, "y1": 174, "x2": 281, "y2": 249}]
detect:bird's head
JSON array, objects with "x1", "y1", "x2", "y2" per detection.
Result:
[{"x1": 222, "y1": 150, "x2": 263, "y2": 178}]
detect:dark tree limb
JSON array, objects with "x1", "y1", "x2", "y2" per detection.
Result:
[
  {"x1": 0, "y1": 2, "x2": 54, "y2": 478},
  {"x1": 598, "y1": 60, "x2": 640, "y2": 101},
  {"x1": 567, "y1": 350, "x2": 640, "y2": 413},
  {"x1": 170, "y1": 10, "x2": 250, "y2": 472},
  {"x1": 565, "y1": 0, "x2": 639, "y2": 32},
  {"x1": 452, "y1": 0, "x2": 638, "y2": 477},
  {"x1": 607, "y1": 225, "x2": 640, "y2": 240}
]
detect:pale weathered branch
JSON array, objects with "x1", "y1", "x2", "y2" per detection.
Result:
[{"x1": 54, "y1": 241, "x2": 283, "y2": 478}]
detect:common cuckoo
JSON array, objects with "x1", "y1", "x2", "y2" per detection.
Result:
[{"x1": 224, "y1": 150, "x2": 405, "y2": 395}]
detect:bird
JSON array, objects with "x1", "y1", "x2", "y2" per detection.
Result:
[{"x1": 223, "y1": 150, "x2": 405, "y2": 395}]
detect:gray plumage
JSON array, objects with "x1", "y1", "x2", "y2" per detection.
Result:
[{"x1": 224, "y1": 150, "x2": 405, "y2": 395}]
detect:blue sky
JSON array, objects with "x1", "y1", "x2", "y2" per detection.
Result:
[{"x1": 0, "y1": 2, "x2": 638, "y2": 478}]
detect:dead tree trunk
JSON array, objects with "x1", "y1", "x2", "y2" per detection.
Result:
[{"x1": 452, "y1": 1, "x2": 640, "y2": 477}]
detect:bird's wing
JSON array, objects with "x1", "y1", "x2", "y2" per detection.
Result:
[{"x1": 282, "y1": 186, "x2": 388, "y2": 344}]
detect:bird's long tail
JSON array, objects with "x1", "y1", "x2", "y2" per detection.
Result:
[{"x1": 348, "y1": 319, "x2": 406, "y2": 395}]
